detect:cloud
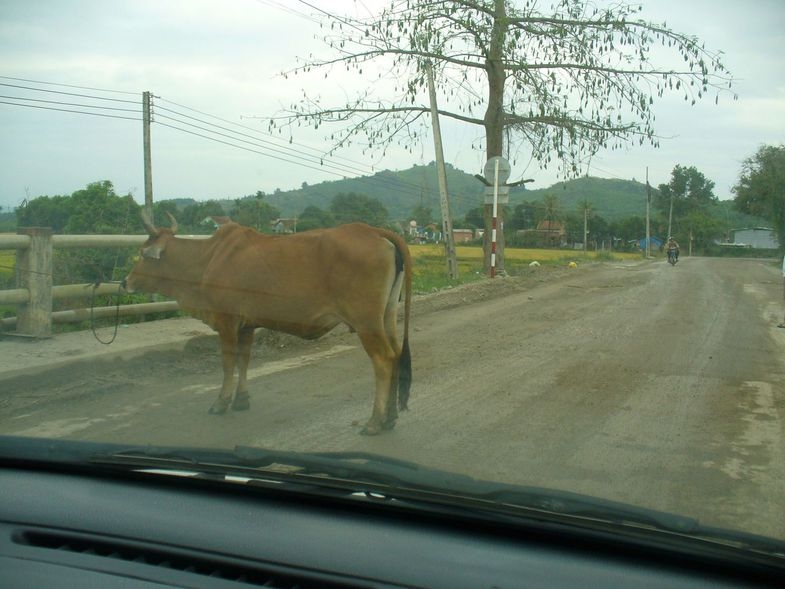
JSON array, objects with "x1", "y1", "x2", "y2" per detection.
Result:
[{"x1": 0, "y1": 0, "x2": 783, "y2": 210}]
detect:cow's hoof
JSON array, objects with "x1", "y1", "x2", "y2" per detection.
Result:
[
  {"x1": 231, "y1": 394, "x2": 250, "y2": 411},
  {"x1": 208, "y1": 400, "x2": 230, "y2": 415},
  {"x1": 382, "y1": 420, "x2": 397, "y2": 431},
  {"x1": 360, "y1": 421, "x2": 383, "y2": 435}
]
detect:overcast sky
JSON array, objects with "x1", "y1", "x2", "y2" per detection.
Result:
[{"x1": 1, "y1": 0, "x2": 783, "y2": 213}]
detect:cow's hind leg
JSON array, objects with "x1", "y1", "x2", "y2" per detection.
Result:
[
  {"x1": 382, "y1": 361, "x2": 399, "y2": 430},
  {"x1": 382, "y1": 282, "x2": 402, "y2": 430},
  {"x1": 357, "y1": 329, "x2": 396, "y2": 435},
  {"x1": 231, "y1": 326, "x2": 255, "y2": 411}
]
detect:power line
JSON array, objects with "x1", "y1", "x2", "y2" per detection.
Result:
[
  {"x1": 157, "y1": 115, "x2": 474, "y2": 208},
  {"x1": 0, "y1": 80, "x2": 141, "y2": 120},
  {"x1": 154, "y1": 104, "x2": 368, "y2": 178},
  {"x1": 0, "y1": 81, "x2": 139, "y2": 104},
  {"x1": 155, "y1": 120, "x2": 358, "y2": 178},
  {"x1": 0, "y1": 99, "x2": 140, "y2": 121},
  {"x1": 0, "y1": 76, "x2": 488, "y2": 211},
  {"x1": 153, "y1": 96, "x2": 456, "y2": 203},
  {"x1": 157, "y1": 113, "x2": 468, "y2": 206},
  {"x1": 0, "y1": 84, "x2": 434, "y2": 203},
  {"x1": 0, "y1": 75, "x2": 138, "y2": 96},
  {"x1": 156, "y1": 96, "x2": 377, "y2": 176},
  {"x1": 253, "y1": 0, "x2": 322, "y2": 24},
  {"x1": 0, "y1": 93, "x2": 140, "y2": 115}
]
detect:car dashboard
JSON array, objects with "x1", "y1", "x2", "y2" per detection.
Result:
[{"x1": 2, "y1": 460, "x2": 783, "y2": 589}]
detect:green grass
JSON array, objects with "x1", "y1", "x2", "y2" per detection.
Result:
[
  {"x1": 409, "y1": 244, "x2": 638, "y2": 293},
  {"x1": 0, "y1": 250, "x2": 14, "y2": 282},
  {"x1": 0, "y1": 250, "x2": 15, "y2": 318}
]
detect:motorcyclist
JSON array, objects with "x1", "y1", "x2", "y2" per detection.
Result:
[{"x1": 665, "y1": 236, "x2": 680, "y2": 262}]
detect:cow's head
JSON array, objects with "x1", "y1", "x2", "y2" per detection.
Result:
[{"x1": 121, "y1": 211, "x2": 179, "y2": 294}]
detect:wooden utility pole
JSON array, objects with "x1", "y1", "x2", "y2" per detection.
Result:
[
  {"x1": 142, "y1": 91, "x2": 153, "y2": 219},
  {"x1": 425, "y1": 62, "x2": 458, "y2": 280}
]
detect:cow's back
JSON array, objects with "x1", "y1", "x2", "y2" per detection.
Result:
[{"x1": 199, "y1": 223, "x2": 399, "y2": 335}]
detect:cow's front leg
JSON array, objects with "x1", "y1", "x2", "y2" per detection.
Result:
[
  {"x1": 208, "y1": 355, "x2": 235, "y2": 414},
  {"x1": 231, "y1": 326, "x2": 255, "y2": 411},
  {"x1": 209, "y1": 324, "x2": 238, "y2": 415}
]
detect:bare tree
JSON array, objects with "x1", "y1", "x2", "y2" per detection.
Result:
[{"x1": 271, "y1": 0, "x2": 734, "y2": 274}]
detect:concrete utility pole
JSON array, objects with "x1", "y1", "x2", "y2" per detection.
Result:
[
  {"x1": 142, "y1": 91, "x2": 153, "y2": 220},
  {"x1": 583, "y1": 200, "x2": 589, "y2": 254},
  {"x1": 425, "y1": 62, "x2": 459, "y2": 280},
  {"x1": 645, "y1": 167, "x2": 651, "y2": 258}
]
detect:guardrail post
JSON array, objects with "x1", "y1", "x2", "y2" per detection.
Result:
[{"x1": 16, "y1": 227, "x2": 53, "y2": 337}]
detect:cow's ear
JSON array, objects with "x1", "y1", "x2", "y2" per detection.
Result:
[{"x1": 142, "y1": 243, "x2": 165, "y2": 260}]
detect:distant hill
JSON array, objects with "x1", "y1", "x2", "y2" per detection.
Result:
[
  {"x1": 519, "y1": 176, "x2": 649, "y2": 220},
  {"x1": 155, "y1": 162, "x2": 764, "y2": 230},
  {"x1": 262, "y1": 162, "x2": 652, "y2": 222},
  {"x1": 153, "y1": 167, "x2": 651, "y2": 222},
  {"x1": 264, "y1": 162, "x2": 482, "y2": 220}
]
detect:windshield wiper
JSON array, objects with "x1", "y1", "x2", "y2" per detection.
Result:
[
  {"x1": 89, "y1": 445, "x2": 703, "y2": 534},
  {"x1": 3, "y1": 435, "x2": 784, "y2": 558},
  {"x1": 91, "y1": 444, "x2": 470, "y2": 490}
]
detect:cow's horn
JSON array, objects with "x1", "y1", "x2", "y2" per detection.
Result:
[
  {"x1": 165, "y1": 212, "x2": 179, "y2": 234},
  {"x1": 140, "y1": 210, "x2": 157, "y2": 236}
]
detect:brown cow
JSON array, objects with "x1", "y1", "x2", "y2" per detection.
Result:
[{"x1": 122, "y1": 212, "x2": 412, "y2": 435}]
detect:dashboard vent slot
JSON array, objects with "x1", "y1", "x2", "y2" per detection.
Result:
[{"x1": 16, "y1": 530, "x2": 369, "y2": 588}]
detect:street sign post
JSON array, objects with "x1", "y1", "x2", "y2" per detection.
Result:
[
  {"x1": 483, "y1": 156, "x2": 511, "y2": 204},
  {"x1": 475, "y1": 157, "x2": 533, "y2": 278},
  {"x1": 484, "y1": 157, "x2": 509, "y2": 278}
]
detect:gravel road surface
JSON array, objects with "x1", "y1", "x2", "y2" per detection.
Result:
[{"x1": 2, "y1": 256, "x2": 784, "y2": 538}]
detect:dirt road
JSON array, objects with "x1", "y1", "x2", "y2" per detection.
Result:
[{"x1": 2, "y1": 257, "x2": 784, "y2": 538}]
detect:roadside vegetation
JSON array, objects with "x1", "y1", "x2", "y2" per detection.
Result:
[
  {"x1": 2, "y1": 140, "x2": 782, "y2": 332},
  {"x1": 409, "y1": 244, "x2": 638, "y2": 293}
]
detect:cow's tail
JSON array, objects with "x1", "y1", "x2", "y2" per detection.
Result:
[{"x1": 384, "y1": 229, "x2": 412, "y2": 411}]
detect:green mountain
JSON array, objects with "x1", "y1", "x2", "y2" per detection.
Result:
[
  {"x1": 264, "y1": 162, "x2": 651, "y2": 222},
  {"x1": 519, "y1": 176, "x2": 649, "y2": 220},
  {"x1": 158, "y1": 162, "x2": 764, "y2": 230},
  {"x1": 264, "y1": 162, "x2": 480, "y2": 221}
]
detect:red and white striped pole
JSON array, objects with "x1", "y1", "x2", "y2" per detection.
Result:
[{"x1": 490, "y1": 158, "x2": 499, "y2": 278}]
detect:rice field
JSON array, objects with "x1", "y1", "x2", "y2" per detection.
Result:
[
  {"x1": 0, "y1": 250, "x2": 14, "y2": 282},
  {"x1": 409, "y1": 243, "x2": 641, "y2": 292}
]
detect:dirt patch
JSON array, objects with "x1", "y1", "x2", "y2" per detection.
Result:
[{"x1": 256, "y1": 264, "x2": 582, "y2": 353}]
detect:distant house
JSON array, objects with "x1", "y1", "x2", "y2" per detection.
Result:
[
  {"x1": 732, "y1": 227, "x2": 778, "y2": 249},
  {"x1": 408, "y1": 224, "x2": 472, "y2": 243},
  {"x1": 453, "y1": 229, "x2": 474, "y2": 243},
  {"x1": 408, "y1": 222, "x2": 442, "y2": 243},
  {"x1": 633, "y1": 236, "x2": 663, "y2": 251},
  {"x1": 516, "y1": 220, "x2": 566, "y2": 247}
]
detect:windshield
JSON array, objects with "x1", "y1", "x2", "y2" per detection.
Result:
[{"x1": 1, "y1": 0, "x2": 784, "y2": 555}]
